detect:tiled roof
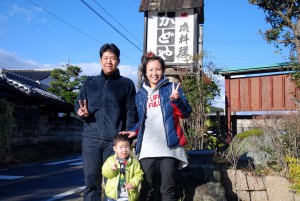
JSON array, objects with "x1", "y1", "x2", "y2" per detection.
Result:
[
  {"x1": 6, "y1": 69, "x2": 52, "y2": 81},
  {"x1": 139, "y1": 0, "x2": 203, "y2": 11},
  {"x1": 0, "y1": 69, "x2": 65, "y2": 103}
]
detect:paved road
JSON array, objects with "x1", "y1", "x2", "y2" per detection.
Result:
[{"x1": 0, "y1": 154, "x2": 85, "y2": 201}]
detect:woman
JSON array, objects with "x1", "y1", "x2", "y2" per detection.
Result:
[{"x1": 121, "y1": 52, "x2": 192, "y2": 201}]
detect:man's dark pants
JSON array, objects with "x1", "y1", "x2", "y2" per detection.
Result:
[{"x1": 82, "y1": 136, "x2": 114, "y2": 201}]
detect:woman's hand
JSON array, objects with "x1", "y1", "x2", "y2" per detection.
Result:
[
  {"x1": 119, "y1": 131, "x2": 137, "y2": 138},
  {"x1": 170, "y1": 82, "x2": 180, "y2": 100},
  {"x1": 77, "y1": 99, "x2": 89, "y2": 117}
]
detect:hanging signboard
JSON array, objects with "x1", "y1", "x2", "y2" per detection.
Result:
[{"x1": 147, "y1": 9, "x2": 196, "y2": 65}]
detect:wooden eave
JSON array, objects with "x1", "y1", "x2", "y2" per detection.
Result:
[
  {"x1": 218, "y1": 63, "x2": 293, "y2": 76},
  {"x1": 139, "y1": 0, "x2": 203, "y2": 11}
]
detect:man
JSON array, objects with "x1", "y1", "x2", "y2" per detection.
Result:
[{"x1": 75, "y1": 43, "x2": 137, "y2": 201}]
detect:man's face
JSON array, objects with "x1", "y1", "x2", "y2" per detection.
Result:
[{"x1": 100, "y1": 50, "x2": 120, "y2": 76}]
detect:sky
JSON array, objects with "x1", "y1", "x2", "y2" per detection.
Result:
[{"x1": 0, "y1": 0, "x2": 290, "y2": 109}]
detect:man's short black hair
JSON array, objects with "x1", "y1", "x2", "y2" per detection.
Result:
[{"x1": 99, "y1": 43, "x2": 120, "y2": 59}]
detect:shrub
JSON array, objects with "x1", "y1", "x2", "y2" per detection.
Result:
[
  {"x1": 286, "y1": 156, "x2": 300, "y2": 193},
  {"x1": 253, "y1": 112, "x2": 300, "y2": 176},
  {"x1": 179, "y1": 56, "x2": 221, "y2": 150},
  {"x1": 235, "y1": 128, "x2": 263, "y2": 140}
]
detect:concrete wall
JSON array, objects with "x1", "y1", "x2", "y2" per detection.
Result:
[{"x1": 235, "y1": 117, "x2": 255, "y2": 134}]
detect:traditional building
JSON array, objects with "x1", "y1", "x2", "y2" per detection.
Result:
[
  {"x1": 0, "y1": 69, "x2": 81, "y2": 147},
  {"x1": 0, "y1": 69, "x2": 68, "y2": 109},
  {"x1": 219, "y1": 63, "x2": 300, "y2": 140}
]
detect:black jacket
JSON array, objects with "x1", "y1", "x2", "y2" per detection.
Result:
[{"x1": 75, "y1": 69, "x2": 137, "y2": 140}]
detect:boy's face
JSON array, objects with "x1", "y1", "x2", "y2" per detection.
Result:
[{"x1": 113, "y1": 141, "x2": 130, "y2": 159}]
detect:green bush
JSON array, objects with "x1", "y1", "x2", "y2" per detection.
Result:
[
  {"x1": 0, "y1": 100, "x2": 14, "y2": 163},
  {"x1": 286, "y1": 156, "x2": 300, "y2": 193},
  {"x1": 236, "y1": 128, "x2": 263, "y2": 140}
]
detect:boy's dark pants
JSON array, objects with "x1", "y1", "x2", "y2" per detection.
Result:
[
  {"x1": 82, "y1": 136, "x2": 114, "y2": 201},
  {"x1": 139, "y1": 157, "x2": 179, "y2": 201}
]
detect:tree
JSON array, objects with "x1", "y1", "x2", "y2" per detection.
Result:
[
  {"x1": 248, "y1": 0, "x2": 300, "y2": 87},
  {"x1": 210, "y1": 106, "x2": 224, "y2": 114},
  {"x1": 178, "y1": 55, "x2": 221, "y2": 150},
  {"x1": 48, "y1": 65, "x2": 87, "y2": 106}
]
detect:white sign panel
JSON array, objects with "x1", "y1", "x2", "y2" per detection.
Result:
[{"x1": 147, "y1": 9, "x2": 195, "y2": 65}]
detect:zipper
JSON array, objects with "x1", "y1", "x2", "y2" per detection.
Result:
[
  {"x1": 99, "y1": 79, "x2": 109, "y2": 138},
  {"x1": 160, "y1": 87, "x2": 168, "y2": 146},
  {"x1": 136, "y1": 90, "x2": 147, "y2": 153}
]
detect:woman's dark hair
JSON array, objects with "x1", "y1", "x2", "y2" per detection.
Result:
[
  {"x1": 99, "y1": 43, "x2": 120, "y2": 59},
  {"x1": 141, "y1": 52, "x2": 166, "y2": 84}
]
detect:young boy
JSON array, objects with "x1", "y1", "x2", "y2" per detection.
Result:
[{"x1": 102, "y1": 134, "x2": 143, "y2": 201}]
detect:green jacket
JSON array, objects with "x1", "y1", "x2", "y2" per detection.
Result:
[{"x1": 102, "y1": 154, "x2": 143, "y2": 201}]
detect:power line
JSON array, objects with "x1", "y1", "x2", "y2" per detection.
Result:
[
  {"x1": 80, "y1": 0, "x2": 143, "y2": 52},
  {"x1": 26, "y1": 0, "x2": 102, "y2": 44},
  {"x1": 25, "y1": 0, "x2": 138, "y2": 65},
  {"x1": 205, "y1": 40, "x2": 265, "y2": 42},
  {"x1": 93, "y1": 0, "x2": 143, "y2": 47},
  {"x1": 205, "y1": 43, "x2": 267, "y2": 46},
  {"x1": 217, "y1": 56, "x2": 284, "y2": 60}
]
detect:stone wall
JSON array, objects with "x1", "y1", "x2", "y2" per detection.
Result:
[
  {"x1": 182, "y1": 165, "x2": 300, "y2": 201},
  {"x1": 38, "y1": 115, "x2": 82, "y2": 145},
  {"x1": 11, "y1": 105, "x2": 83, "y2": 147},
  {"x1": 223, "y1": 169, "x2": 300, "y2": 201},
  {"x1": 232, "y1": 114, "x2": 290, "y2": 135}
]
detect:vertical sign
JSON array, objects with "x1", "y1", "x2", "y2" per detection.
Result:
[{"x1": 147, "y1": 9, "x2": 195, "y2": 65}]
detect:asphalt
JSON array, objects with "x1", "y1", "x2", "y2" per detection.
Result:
[{"x1": 62, "y1": 192, "x2": 83, "y2": 201}]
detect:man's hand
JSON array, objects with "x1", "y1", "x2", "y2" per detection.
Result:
[{"x1": 77, "y1": 99, "x2": 89, "y2": 117}]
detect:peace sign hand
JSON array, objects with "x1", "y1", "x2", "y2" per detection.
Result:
[
  {"x1": 170, "y1": 82, "x2": 180, "y2": 100},
  {"x1": 77, "y1": 99, "x2": 89, "y2": 117}
]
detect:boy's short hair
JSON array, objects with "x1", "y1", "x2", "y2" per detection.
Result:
[{"x1": 113, "y1": 134, "x2": 131, "y2": 146}]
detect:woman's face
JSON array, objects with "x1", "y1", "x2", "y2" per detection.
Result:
[{"x1": 146, "y1": 60, "x2": 164, "y2": 88}]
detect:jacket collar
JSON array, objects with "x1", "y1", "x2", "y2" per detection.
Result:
[
  {"x1": 100, "y1": 69, "x2": 121, "y2": 79},
  {"x1": 114, "y1": 153, "x2": 132, "y2": 164},
  {"x1": 155, "y1": 76, "x2": 168, "y2": 89},
  {"x1": 144, "y1": 76, "x2": 168, "y2": 88},
  {"x1": 141, "y1": 76, "x2": 168, "y2": 94}
]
